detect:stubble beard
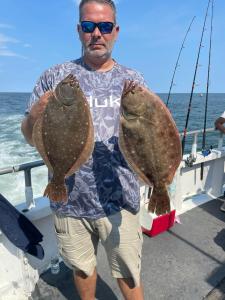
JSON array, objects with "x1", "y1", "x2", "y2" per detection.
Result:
[{"x1": 82, "y1": 40, "x2": 114, "y2": 61}]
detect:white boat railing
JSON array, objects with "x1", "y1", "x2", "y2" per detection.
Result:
[
  {"x1": 179, "y1": 128, "x2": 224, "y2": 167},
  {"x1": 0, "y1": 127, "x2": 224, "y2": 209},
  {"x1": 0, "y1": 160, "x2": 44, "y2": 209},
  {"x1": 179, "y1": 127, "x2": 224, "y2": 160}
]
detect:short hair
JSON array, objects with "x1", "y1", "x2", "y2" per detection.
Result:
[{"x1": 79, "y1": 0, "x2": 117, "y2": 23}]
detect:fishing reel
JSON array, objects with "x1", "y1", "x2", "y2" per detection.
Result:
[
  {"x1": 185, "y1": 154, "x2": 196, "y2": 167},
  {"x1": 201, "y1": 146, "x2": 213, "y2": 157}
]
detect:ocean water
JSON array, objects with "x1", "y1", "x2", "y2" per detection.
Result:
[
  {"x1": 0, "y1": 93, "x2": 48, "y2": 205},
  {"x1": 0, "y1": 92, "x2": 224, "y2": 205}
]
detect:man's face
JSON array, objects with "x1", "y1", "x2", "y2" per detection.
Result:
[{"x1": 77, "y1": 2, "x2": 119, "y2": 60}]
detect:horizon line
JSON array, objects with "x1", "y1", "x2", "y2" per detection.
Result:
[{"x1": 0, "y1": 91, "x2": 225, "y2": 94}]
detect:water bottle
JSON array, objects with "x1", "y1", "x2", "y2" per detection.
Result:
[{"x1": 50, "y1": 256, "x2": 60, "y2": 274}]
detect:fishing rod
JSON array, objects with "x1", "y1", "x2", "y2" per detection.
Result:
[
  {"x1": 200, "y1": 0, "x2": 214, "y2": 180},
  {"x1": 166, "y1": 16, "x2": 196, "y2": 108},
  {"x1": 181, "y1": 0, "x2": 211, "y2": 158}
]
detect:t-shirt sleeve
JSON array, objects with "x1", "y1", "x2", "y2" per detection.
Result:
[
  {"x1": 132, "y1": 71, "x2": 148, "y2": 88},
  {"x1": 25, "y1": 70, "x2": 54, "y2": 115}
]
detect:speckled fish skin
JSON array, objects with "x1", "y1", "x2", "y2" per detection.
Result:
[
  {"x1": 119, "y1": 81, "x2": 182, "y2": 215},
  {"x1": 32, "y1": 74, "x2": 94, "y2": 202}
]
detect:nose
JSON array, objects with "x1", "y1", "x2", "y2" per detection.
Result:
[{"x1": 91, "y1": 25, "x2": 102, "y2": 37}]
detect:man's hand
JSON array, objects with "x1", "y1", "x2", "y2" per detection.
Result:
[
  {"x1": 29, "y1": 91, "x2": 52, "y2": 123},
  {"x1": 21, "y1": 91, "x2": 52, "y2": 146}
]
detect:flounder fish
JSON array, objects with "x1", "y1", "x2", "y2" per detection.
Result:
[
  {"x1": 119, "y1": 81, "x2": 182, "y2": 215},
  {"x1": 32, "y1": 74, "x2": 94, "y2": 202}
]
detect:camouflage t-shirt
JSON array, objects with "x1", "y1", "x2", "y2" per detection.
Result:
[{"x1": 27, "y1": 58, "x2": 146, "y2": 219}]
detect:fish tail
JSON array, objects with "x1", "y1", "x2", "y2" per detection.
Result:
[
  {"x1": 148, "y1": 185, "x2": 171, "y2": 215},
  {"x1": 44, "y1": 181, "x2": 68, "y2": 202}
]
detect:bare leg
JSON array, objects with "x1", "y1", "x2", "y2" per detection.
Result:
[
  {"x1": 117, "y1": 278, "x2": 144, "y2": 300},
  {"x1": 73, "y1": 268, "x2": 97, "y2": 300}
]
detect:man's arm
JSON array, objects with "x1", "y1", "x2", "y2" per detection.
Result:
[
  {"x1": 215, "y1": 117, "x2": 225, "y2": 134},
  {"x1": 21, "y1": 91, "x2": 52, "y2": 146}
]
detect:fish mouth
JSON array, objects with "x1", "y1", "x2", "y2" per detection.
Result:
[
  {"x1": 62, "y1": 74, "x2": 78, "y2": 86},
  {"x1": 54, "y1": 74, "x2": 80, "y2": 106}
]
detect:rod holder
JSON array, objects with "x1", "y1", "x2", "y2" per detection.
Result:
[
  {"x1": 191, "y1": 133, "x2": 198, "y2": 159},
  {"x1": 24, "y1": 169, "x2": 35, "y2": 209},
  {"x1": 218, "y1": 132, "x2": 224, "y2": 150}
]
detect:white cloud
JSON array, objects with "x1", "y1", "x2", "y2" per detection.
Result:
[
  {"x1": 0, "y1": 33, "x2": 27, "y2": 59},
  {"x1": 0, "y1": 23, "x2": 14, "y2": 29},
  {"x1": 23, "y1": 43, "x2": 32, "y2": 48},
  {"x1": 0, "y1": 33, "x2": 19, "y2": 45},
  {"x1": 0, "y1": 48, "x2": 27, "y2": 59}
]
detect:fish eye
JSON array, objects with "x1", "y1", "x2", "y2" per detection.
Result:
[
  {"x1": 55, "y1": 83, "x2": 75, "y2": 106},
  {"x1": 122, "y1": 109, "x2": 138, "y2": 120}
]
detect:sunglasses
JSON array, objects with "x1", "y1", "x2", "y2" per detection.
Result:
[{"x1": 80, "y1": 21, "x2": 115, "y2": 34}]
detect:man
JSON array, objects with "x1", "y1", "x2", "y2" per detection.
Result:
[
  {"x1": 215, "y1": 111, "x2": 225, "y2": 212},
  {"x1": 215, "y1": 112, "x2": 225, "y2": 135},
  {"x1": 21, "y1": 1, "x2": 145, "y2": 299}
]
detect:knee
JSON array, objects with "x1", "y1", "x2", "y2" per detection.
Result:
[{"x1": 118, "y1": 277, "x2": 135, "y2": 289}]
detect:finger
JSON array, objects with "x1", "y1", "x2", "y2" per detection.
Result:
[{"x1": 39, "y1": 90, "x2": 52, "y2": 104}]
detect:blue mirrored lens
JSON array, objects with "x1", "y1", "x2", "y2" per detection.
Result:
[
  {"x1": 98, "y1": 22, "x2": 114, "y2": 34},
  {"x1": 81, "y1": 21, "x2": 95, "y2": 33}
]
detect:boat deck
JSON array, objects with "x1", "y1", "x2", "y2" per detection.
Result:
[{"x1": 31, "y1": 198, "x2": 225, "y2": 300}]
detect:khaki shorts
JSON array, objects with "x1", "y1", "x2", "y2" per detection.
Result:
[{"x1": 53, "y1": 209, "x2": 143, "y2": 287}]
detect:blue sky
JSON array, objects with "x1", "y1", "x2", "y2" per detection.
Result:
[{"x1": 0, "y1": 0, "x2": 224, "y2": 92}]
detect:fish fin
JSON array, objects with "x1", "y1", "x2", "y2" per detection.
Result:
[
  {"x1": 148, "y1": 194, "x2": 157, "y2": 213},
  {"x1": 44, "y1": 181, "x2": 67, "y2": 202},
  {"x1": 148, "y1": 186, "x2": 171, "y2": 215},
  {"x1": 32, "y1": 116, "x2": 54, "y2": 173}
]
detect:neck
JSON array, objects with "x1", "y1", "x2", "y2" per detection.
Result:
[{"x1": 83, "y1": 55, "x2": 115, "y2": 72}]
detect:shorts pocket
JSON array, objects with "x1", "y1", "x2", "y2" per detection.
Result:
[{"x1": 54, "y1": 215, "x2": 68, "y2": 234}]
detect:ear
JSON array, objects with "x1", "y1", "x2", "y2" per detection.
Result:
[
  {"x1": 77, "y1": 24, "x2": 82, "y2": 41},
  {"x1": 114, "y1": 25, "x2": 120, "y2": 40},
  {"x1": 77, "y1": 24, "x2": 81, "y2": 34}
]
